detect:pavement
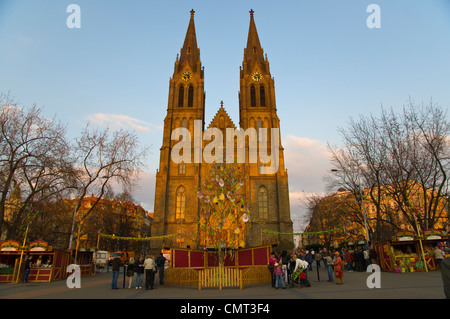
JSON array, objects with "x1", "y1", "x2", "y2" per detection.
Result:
[
  {"x1": 1, "y1": 265, "x2": 447, "y2": 317},
  {"x1": 0, "y1": 265, "x2": 446, "y2": 300}
]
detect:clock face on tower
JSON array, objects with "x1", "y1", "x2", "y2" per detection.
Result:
[
  {"x1": 182, "y1": 72, "x2": 192, "y2": 81},
  {"x1": 252, "y1": 72, "x2": 262, "y2": 82}
]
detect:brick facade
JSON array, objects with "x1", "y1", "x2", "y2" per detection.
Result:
[{"x1": 151, "y1": 10, "x2": 294, "y2": 251}]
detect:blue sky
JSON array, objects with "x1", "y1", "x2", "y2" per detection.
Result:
[{"x1": 1, "y1": 0, "x2": 450, "y2": 232}]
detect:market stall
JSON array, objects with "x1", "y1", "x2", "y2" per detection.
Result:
[
  {"x1": 372, "y1": 240, "x2": 395, "y2": 272},
  {"x1": 0, "y1": 240, "x2": 71, "y2": 282},
  {"x1": 71, "y1": 249, "x2": 94, "y2": 276},
  {"x1": 374, "y1": 230, "x2": 431, "y2": 273},
  {"x1": 26, "y1": 240, "x2": 71, "y2": 282},
  {"x1": 0, "y1": 240, "x2": 21, "y2": 283},
  {"x1": 390, "y1": 231, "x2": 422, "y2": 273},
  {"x1": 420, "y1": 229, "x2": 449, "y2": 271}
]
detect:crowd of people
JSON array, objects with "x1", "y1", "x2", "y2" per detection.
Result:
[
  {"x1": 267, "y1": 246, "x2": 378, "y2": 288},
  {"x1": 110, "y1": 252, "x2": 168, "y2": 290}
]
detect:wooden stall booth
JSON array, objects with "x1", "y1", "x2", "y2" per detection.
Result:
[
  {"x1": 26, "y1": 240, "x2": 71, "y2": 282},
  {"x1": 372, "y1": 240, "x2": 395, "y2": 272},
  {"x1": 71, "y1": 249, "x2": 94, "y2": 276},
  {"x1": 373, "y1": 230, "x2": 428, "y2": 273},
  {"x1": 0, "y1": 240, "x2": 71, "y2": 283},
  {"x1": 0, "y1": 240, "x2": 22, "y2": 283}
]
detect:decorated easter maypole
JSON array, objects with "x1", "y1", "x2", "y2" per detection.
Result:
[{"x1": 196, "y1": 162, "x2": 250, "y2": 269}]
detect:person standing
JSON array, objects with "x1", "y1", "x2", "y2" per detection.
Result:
[
  {"x1": 268, "y1": 252, "x2": 277, "y2": 288},
  {"x1": 369, "y1": 246, "x2": 378, "y2": 265},
  {"x1": 111, "y1": 254, "x2": 121, "y2": 289},
  {"x1": 333, "y1": 252, "x2": 344, "y2": 285},
  {"x1": 280, "y1": 251, "x2": 290, "y2": 283},
  {"x1": 22, "y1": 255, "x2": 33, "y2": 283},
  {"x1": 126, "y1": 257, "x2": 134, "y2": 288},
  {"x1": 354, "y1": 248, "x2": 363, "y2": 272},
  {"x1": 155, "y1": 252, "x2": 167, "y2": 286},
  {"x1": 144, "y1": 255, "x2": 156, "y2": 290},
  {"x1": 306, "y1": 251, "x2": 313, "y2": 271},
  {"x1": 363, "y1": 247, "x2": 371, "y2": 270},
  {"x1": 288, "y1": 251, "x2": 296, "y2": 284},
  {"x1": 324, "y1": 254, "x2": 334, "y2": 282},
  {"x1": 322, "y1": 248, "x2": 330, "y2": 260},
  {"x1": 434, "y1": 246, "x2": 445, "y2": 269},
  {"x1": 345, "y1": 249, "x2": 352, "y2": 271},
  {"x1": 315, "y1": 251, "x2": 322, "y2": 269},
  {"x1": 274, "y1": 260, "x2": 286, "y2": 289},
  {"x1": 133, "y1": 256, "x2": 144, "y2": 289}
]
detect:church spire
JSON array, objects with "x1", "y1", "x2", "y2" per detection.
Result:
[
  {"x1": 178, "y1": 9, "x2": 200, "y2": 73},
  {"x1": 245, "y1": 9, "x2": 265, "y2": 66}
]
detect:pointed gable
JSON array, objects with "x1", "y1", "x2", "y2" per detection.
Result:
[{"x1": 208, "y1": 101, "x2": 236, "y2": 130}]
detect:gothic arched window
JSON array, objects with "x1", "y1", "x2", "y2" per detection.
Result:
[
  {"x1": 178, "y1": 85, "x2": 184, "y2": 107},
  {"x1": 250, "y1": 85, "x2": 256, "y2": 107},
  {"x1": 258, "y1": 186, "x2": 268, "y2": 220},
  {"x1": 176, "y1": 186, "x2": 186, "y2": 220},
  {"x1": 260, "y1": 85, "x2": 266, "y2": 107},
  {"x1": 188, "y1": 85, "x2": 194, "y2": 107},
  {"x1": 178, "y1": 162, "x2": 186, "y2": 175}
]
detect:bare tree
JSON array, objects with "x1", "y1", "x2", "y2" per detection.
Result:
[
  {"x1": 326, "y1": 99, "x2": 449, "y2": 240},
  {"x1": 0, "y1": 94, "x2": 71, "y2": 240},
  {"x1": 67, "y1": 124, "x2": 149, "y2": 249}
]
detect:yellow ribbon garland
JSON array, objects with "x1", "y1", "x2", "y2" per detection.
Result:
[
  {"x1": 262, "y1": 226, "x2": 345, "y2": 237},
  {"x1": 99, "y1": 233, "x2": 177, "y2": 241}
]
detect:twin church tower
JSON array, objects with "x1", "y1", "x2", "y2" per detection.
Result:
[{"x1": 151, "y1": 10, "x2": 294, "y2": 250}]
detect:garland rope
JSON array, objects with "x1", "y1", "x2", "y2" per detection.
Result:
[{"x1": 99, "y1": 233, "x2": 177, "y2": 241}]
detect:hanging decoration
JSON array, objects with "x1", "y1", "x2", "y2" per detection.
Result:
[
  {"x1": 99, "y1": 233, "x2": 177, "y2": 241},
  {"x1": 195, "y1": 162, "x2": 250, "y2": 253}
]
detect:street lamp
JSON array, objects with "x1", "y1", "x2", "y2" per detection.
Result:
[{"x1": 331, "y1": 169, "x2": 370, "y2": 243}]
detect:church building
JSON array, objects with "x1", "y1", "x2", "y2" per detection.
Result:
[{"x1": 151, "y1": 10, "x2": 294, "y2": 251}]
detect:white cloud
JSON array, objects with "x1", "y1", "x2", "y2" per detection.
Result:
[
  {"x1": 283, "y1": 135, "x2": 330, "y2": 193},
  {"x1": 133, "y1": 170, "x2": 156, "y2": 212},
  {"x1": 87, "y1": 113, "x2": 162, "y2": 133},
  {"x1": 283, "y1": 135, "x2": 331, "y2": 232}
]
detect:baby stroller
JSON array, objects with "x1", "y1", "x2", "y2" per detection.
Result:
[
  {"x1": 299, "y1": 272, "x2": 310, "y2": 287},
  {"x1": 289, "y1": 268, "x2": 311, "y2": 288},
  {"x1": 289, "y1": 269, "x2": 301, "y2": 287}
]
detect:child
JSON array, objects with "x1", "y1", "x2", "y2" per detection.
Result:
[{"x1": 274, "y1": 260, "x2": 286, "y2": 289}]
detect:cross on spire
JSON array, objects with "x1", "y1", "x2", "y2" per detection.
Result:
[
  {"x1": 249, "y1": 9, "x2": 254, "y2": 17},
  {"x1": 190, "y1": 9, "x2": 195, "y2": 18}
]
